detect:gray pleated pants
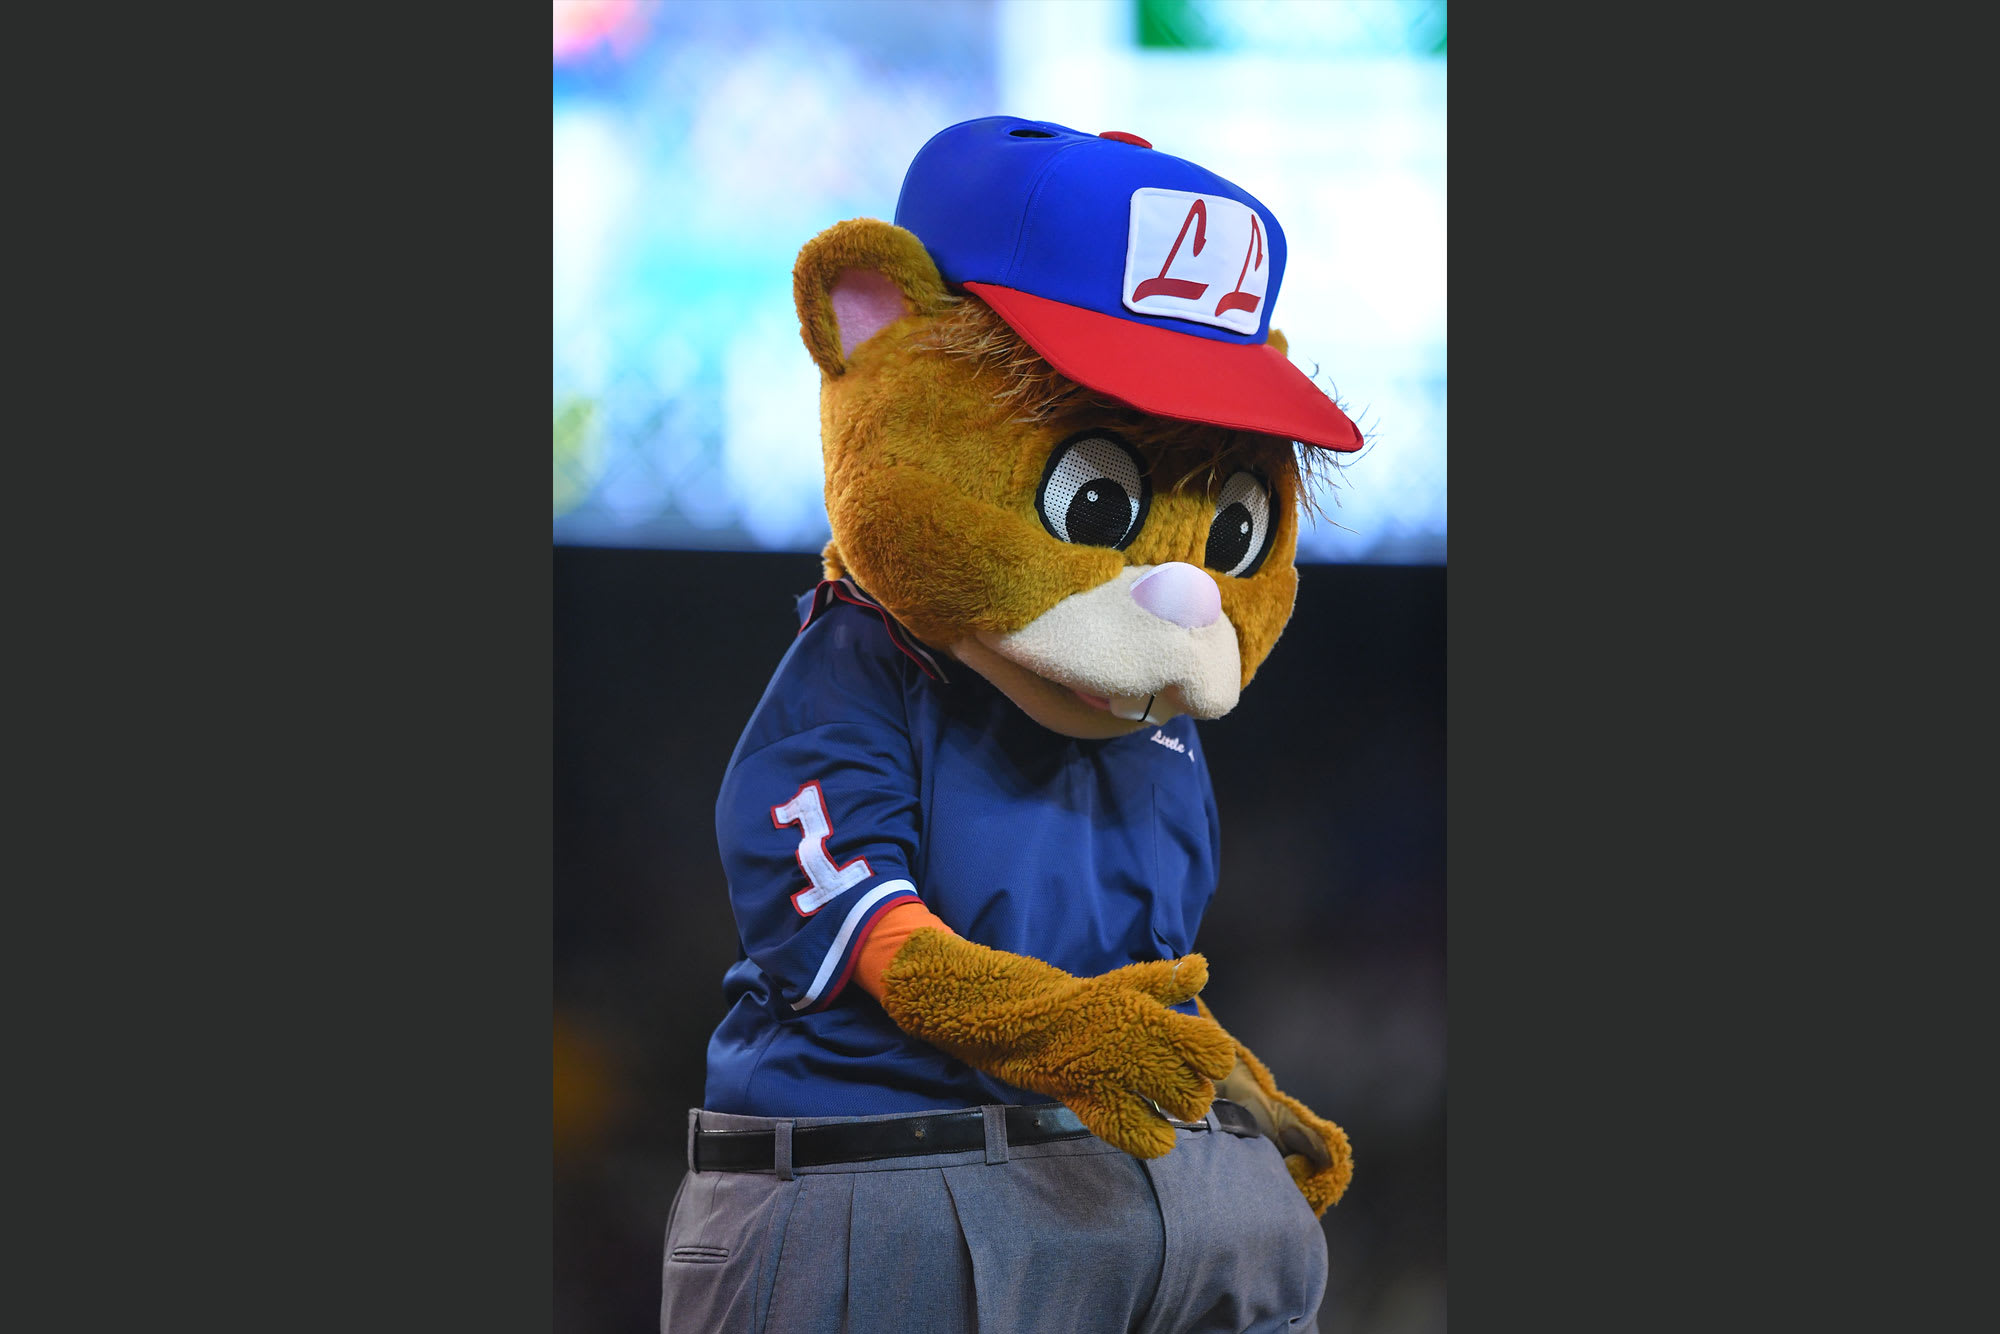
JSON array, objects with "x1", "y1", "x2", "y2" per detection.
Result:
[{"x1": 660, "y1": 1103, "x2": 1327, "y2": 1334}]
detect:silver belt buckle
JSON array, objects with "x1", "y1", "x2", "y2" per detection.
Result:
[{"x1": 1144, "y1": 1097, "x2": 1210, "y2": 1131}]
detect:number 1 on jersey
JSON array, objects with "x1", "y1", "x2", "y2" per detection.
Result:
[{"x1": 773, "y1": 781, "x2": 872, "y2": 915}]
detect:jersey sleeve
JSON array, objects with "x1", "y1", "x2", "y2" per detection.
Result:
[{"x1": 713, "y1": 606, "x2": 928, "y2": 1012}]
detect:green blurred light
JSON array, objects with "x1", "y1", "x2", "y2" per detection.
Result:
[
  {"x1": 1136, "y1": 0, "x2": 1215, "y2": 49},
  {"x1": 1134, "y1": 0, "x2": 1446, "y2": 57},
  {"x1": 554, "y1": 396, "x2": 602, "y2": 518}
]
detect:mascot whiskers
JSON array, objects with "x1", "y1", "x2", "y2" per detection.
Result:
[{"x1": 662, "y1": 117, "x2": 1364, "y2": 1334}]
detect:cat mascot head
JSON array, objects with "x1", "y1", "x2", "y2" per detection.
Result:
[{"x1": 791, "y1": 117, "x2": 1362, "y2": 738}]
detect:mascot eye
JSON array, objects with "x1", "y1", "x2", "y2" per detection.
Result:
[
  {"x1": 1204, "y1": 470, "x2": 1274, "y2": 577},
  {"x1": 1035, "y1": 432, "x2": 1150, "y2": 550}
]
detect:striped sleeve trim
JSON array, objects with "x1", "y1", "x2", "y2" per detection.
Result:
[{"x1": 788, "y1": 879, "x2": 921, "y2": 1012}]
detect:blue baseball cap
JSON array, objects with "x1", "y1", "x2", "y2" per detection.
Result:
[{"x1": 894, "y1": 115, "x2": 1361, "y2": 452}]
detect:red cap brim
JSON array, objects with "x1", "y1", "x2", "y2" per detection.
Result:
[{"x1": 963, "y1": 282, "x2": 1363, "y2": 452}]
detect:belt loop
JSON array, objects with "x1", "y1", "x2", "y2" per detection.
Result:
[
  {"x1": 982, "y1": 1105, "x2": 1009, "y2": 1165},
  {"x1": 1204, "y1": 1106, "x2": 1221, "y2": 1132},
  {"x1": 686, "y1": 1109, "x2": 701, "y2": 1173},
  {"x1": 773, "y1": 1120, "x2": 795, "y2": 1181}
]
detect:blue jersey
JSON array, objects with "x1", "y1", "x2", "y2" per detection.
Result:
[{"x1": 703, "y1": 578, "x2": 1222, "y2": 1117}]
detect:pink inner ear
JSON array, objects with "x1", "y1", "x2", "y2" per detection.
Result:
[{"x1": 830, "y1": 269, "x2": 910, "y2": 360}]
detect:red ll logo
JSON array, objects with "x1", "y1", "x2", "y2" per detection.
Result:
[
  {"x1": 1131, "y1": 197, "x2": 1265, "y2": 319},
  {"x1": 1215, "y1": 213, "x2": 1264, "y2": 317},
  {"x1": 1133, "y1": 198, "x2": 1210, "y2": 302}
]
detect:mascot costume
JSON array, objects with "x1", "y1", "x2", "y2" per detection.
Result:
[{"x1": 661, "y1": 117, "x2": 1364, "y2": 1334}]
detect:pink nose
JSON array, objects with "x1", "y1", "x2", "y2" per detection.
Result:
[{"x1": 1130, "y1": 562, "x2": 1222, "y2": 629}]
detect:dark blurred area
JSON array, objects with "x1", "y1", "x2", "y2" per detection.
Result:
[{"x1": 555, "y1": 546, "x2": 1444, "y2": 1334}]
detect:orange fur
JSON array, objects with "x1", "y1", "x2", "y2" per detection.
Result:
[
  {"x1": 795, "y1": 219, "x2": 1308, "y2": 690},
  {"x1": 792, "y1": 217, "x2": 1348, "y2": 1190},
  {"x1": 881, "y1": 930, "x2": 1234, "y2": 1159},
  {"x1": 1198, "y1": 995, "x2": 1354, "y2": 1214}
]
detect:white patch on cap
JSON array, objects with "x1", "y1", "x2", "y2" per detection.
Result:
[{"x1": 1122, "y1": 188, "x2": 1271, "y2": 335}]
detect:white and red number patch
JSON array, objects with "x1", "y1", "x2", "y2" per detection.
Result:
[
  {"x1": 1122, "y1": 188, "x2": 1270, "y2": 335},
  {"x1": 773, "y1": 781, "x2": 872, "y2": 915}
]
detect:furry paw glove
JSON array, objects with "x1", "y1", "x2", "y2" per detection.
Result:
[
  {"x1": 1197, "y1": 996, "x2": 1354, "y2": 1216},
  {"x1": 876, "y1": 928, "x2": 1236, "y2": 1159}
]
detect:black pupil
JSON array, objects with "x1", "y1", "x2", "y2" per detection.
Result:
[
  {"x1": 1206, "y1": 502, "x2": 1255, "y2": 570},
  {"x1": 1067, "y1": 478, "x2": 1131, "y2": 546}
]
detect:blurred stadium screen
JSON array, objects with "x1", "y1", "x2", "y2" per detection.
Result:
[{"x1": 554, "y1": 0, "x2": 1446, "y2": 563}]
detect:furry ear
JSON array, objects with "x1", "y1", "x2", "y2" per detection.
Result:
[
  {"x1": 794, "y1": 218, "x2": 952, "y2": 378},
  {"x1": 1267, "y1": 327, "x2": 1289, "y2": 357}
]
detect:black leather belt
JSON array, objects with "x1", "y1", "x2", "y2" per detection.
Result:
[{"x1": 693, "y1": 1099, "x2": 1261, "y2": 1172}]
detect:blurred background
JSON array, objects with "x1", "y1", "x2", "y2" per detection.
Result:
[{"x1": 555, "y1": 2, "x2": 1444, "y2": 1332}]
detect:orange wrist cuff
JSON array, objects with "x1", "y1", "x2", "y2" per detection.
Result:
[{"x1": 853, "y1": 899, "x2": 956, "y2": 1000}]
